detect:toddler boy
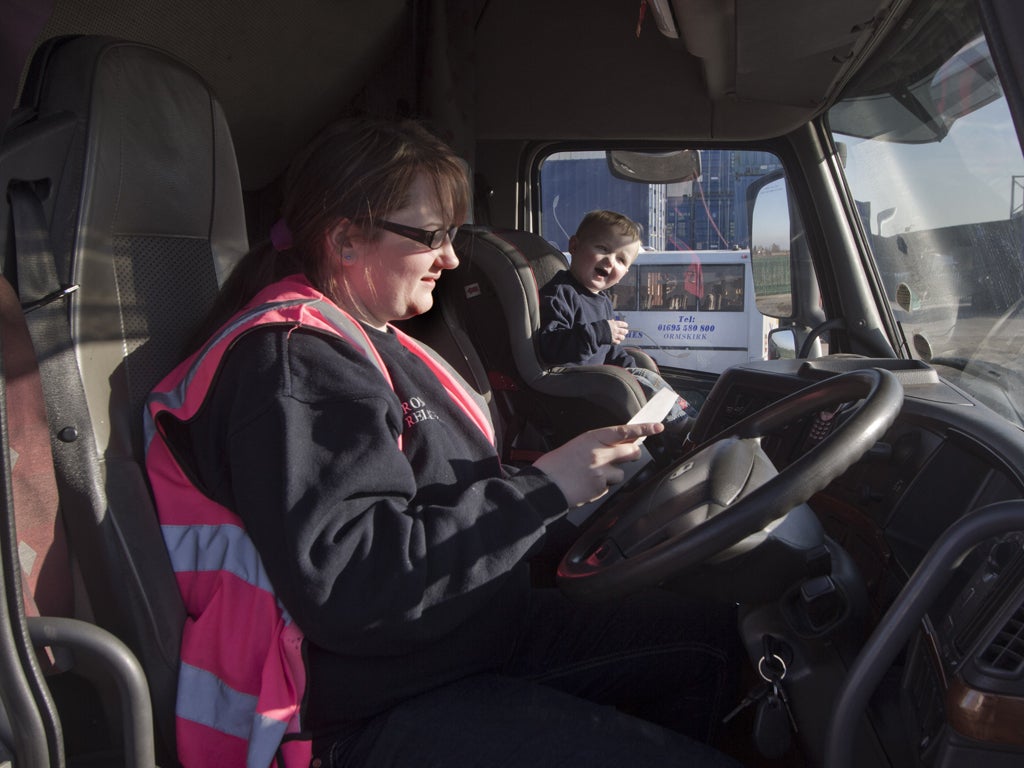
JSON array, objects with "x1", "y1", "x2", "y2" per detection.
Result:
[{"x1": 538, "y1": 210, "x2": 695, "y2": 431}]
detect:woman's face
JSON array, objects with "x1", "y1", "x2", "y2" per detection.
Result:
[{"x1": 339, "y1": 172, "x2": 459, "y2": 329}]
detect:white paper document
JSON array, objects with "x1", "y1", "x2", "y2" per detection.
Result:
[{"x1": 627, "y1": 386, "x2": 679, "y2": 441}]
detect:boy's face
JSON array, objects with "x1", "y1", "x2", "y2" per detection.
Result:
[{"x1": 567, "y1": 226, "x2": 640, "y2": 294}]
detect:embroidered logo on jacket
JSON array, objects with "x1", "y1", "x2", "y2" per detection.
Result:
[{"x1": 402, "y1": 396, "x2": 440, "y2": 428}]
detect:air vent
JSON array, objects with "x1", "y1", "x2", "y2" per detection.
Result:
[{"x1": 977, "y1": 602, "x2": 1024, "y2": 677}]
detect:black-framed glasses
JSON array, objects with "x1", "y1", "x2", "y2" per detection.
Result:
[{"x1": 375, "y1": 220, "x2": 458, "y2": 249}]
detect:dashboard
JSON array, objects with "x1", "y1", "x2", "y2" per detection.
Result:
[{"x1": 691, "y1": 356, "x2": 1024, "y2": 766}]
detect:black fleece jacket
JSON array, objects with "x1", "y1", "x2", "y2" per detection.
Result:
[
  {"x1": 163, "y1": 322, "x2": 567, "y2": 731},
  {"x1": 538, "y1": 269, "x2": 637, "y2": 368}
]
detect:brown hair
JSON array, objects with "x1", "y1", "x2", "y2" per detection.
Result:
[
  {"x1": 189, "y1": 117, "x2": 469, "y2": 350},
  {"x1": 573, "y1": 210, "x2": 643, "y2": 245}
]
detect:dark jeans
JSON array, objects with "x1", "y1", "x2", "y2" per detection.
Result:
[{"x1": 318, "y1": 588, "x2": 743, "y2": 768}]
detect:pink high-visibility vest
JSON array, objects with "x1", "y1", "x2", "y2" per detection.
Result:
[{"x1": 144, "y1": 274, "x2": 493, "y2": 767}]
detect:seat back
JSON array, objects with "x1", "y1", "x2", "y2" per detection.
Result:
[
  {"x1": 443, "y1": 226, "x2": 646, "y2": 458},
  {"x1": 0, "y1": 275, "x2": 69, "y2": 626},
  {"x1": 0, "y1": 35, "x2": 247, "y2": 765},
  {"x1": 0, "y1": 273, "x2": 67, "y2": 765},
  {"x1": 394, "y1": 298, "x2": 505, "y2": 450}
]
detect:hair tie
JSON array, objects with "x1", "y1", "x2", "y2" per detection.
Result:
[{"x1": 269, "y1": 218, "x2": 294, "y2": 252}]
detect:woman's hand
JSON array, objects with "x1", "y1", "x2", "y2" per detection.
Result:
[{"x1": 533, "y1": 422, "x2": 664, "y2": 507}]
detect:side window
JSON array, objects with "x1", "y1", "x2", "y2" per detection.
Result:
[
  {"x1": 538, "y1": 150, "x2": 779, "y2": 253},
  {"x1": 537, "y1": 149, "x2": 799, "y2": 372},
  {"x1": 609, "y1": 267, "x2": 638, "y2": 311},
  {"x1": 615, "y1": 263, "x2": 746, "y2": 312}
]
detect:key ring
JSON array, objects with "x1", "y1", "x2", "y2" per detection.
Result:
[{"x1": 758, "y1": 653, "x2": 787, "y2": 682}]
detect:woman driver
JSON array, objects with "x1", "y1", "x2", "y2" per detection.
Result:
[{"x1": 144, "y1": 117, "x2": 741, "y2": 768}]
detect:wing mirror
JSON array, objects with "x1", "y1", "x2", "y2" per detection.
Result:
[{"x1": 767, "y1": 328, "x2": 797, "y2": 359}]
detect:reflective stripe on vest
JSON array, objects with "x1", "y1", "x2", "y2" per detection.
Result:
[{"x1": 144, "y1": 275, "x2": 494, "y2": 767}]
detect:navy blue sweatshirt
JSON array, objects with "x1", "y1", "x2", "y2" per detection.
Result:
[
  {"x1": 164, "y1": 323, "x2": 567, "y2": 731},
  {"x1": 538, "y1": 269, "x2": 637, "y2": 368}
]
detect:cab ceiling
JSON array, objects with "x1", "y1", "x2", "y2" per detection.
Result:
[
  {"x1": 26, "y1": 0, "x2": 901, "y2": 190},
  {"x1": 475, "y1": 0, "x2": 901, "y2": 141},
  {"x1": 33, "y1": 0, "x2": 412, "y2": 190}
]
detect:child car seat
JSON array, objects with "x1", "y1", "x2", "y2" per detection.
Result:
[{"x1": 442, "y1": 225, "x2": 653, "y2": 460}]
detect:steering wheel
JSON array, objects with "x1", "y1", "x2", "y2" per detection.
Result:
[{"x1": 558, "y1": 368, "x2": 904, "y2": 601}]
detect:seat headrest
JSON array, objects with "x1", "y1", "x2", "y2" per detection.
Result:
[{"x1": 11, "y1": 35, "x2": 246, "y2": 294}]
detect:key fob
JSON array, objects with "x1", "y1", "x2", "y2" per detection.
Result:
[{"x1": 753, "y1": 693, "x2": 792, "y2": 759}]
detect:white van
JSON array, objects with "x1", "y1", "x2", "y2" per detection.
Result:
[{"x1": 608, "y1": 250, "x2": 778, "y2": 374}]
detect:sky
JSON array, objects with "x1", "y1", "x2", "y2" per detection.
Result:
[{"x1": 838, "y1": 99, "x2": 1024, "y2": 236}]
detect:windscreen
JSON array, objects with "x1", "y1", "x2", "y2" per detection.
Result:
[{"x1": 830, "y1": 0, "x2": 1024, "y2": 426}]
